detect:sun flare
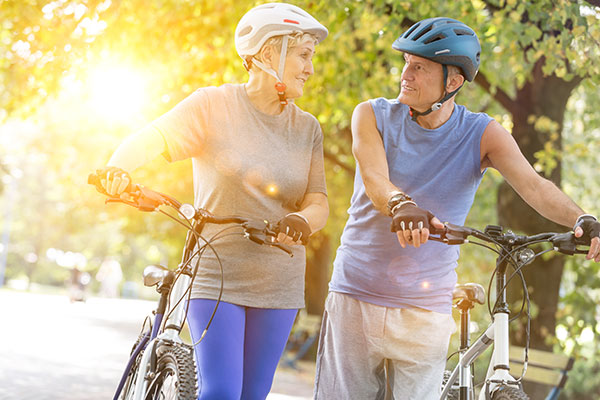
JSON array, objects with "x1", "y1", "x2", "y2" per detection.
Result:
[{"x1": 88, "y1": 65, "x2": 147, "y2": 120}]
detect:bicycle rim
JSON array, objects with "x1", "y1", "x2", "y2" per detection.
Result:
[{"x1": 120, "y1": 335, "x2": 146, "y2": 400}]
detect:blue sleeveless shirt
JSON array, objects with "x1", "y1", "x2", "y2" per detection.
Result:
[{"x1": 329, "y1": 99, "x2": 493, "y2": 314}]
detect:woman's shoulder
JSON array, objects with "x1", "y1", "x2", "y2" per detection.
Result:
[{"x1": 288, "y1": 103, "x2": 321, "y2": 129}]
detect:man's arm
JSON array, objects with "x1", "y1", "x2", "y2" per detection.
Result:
[
  {"x1": 481, "y1": 120, "x2": 599, "y2": 261},
  {"x1": 351, "y1": 101, "x2": 399, "y2": 213},
  {"x1": 351, "y1": 101, "x2": 442, "y2": 248}
]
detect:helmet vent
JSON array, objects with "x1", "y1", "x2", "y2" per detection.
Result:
[
  {"x1": 238, "y1": 26, "x2": 253, "y2": 37},
  {"x1": 454, "y1": 29, "x2": 473, "y2": 36},
  {"x1": 413, "y1": 25, "x2": 433, "y2": 41},
  {"x1": 424, "y1": 34, "x2": 446, "y2": 44},
  {"x1": 403, "y1": 23, "x2": 421, "y2": 39}
]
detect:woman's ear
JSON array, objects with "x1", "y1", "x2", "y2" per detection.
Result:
[{"x1": 259, "y1": 45, "x2": 276, "y2": 67}]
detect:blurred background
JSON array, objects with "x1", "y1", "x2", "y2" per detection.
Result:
[{"x1": 1, "y1": 0, "x2": 600, "y2": 398}]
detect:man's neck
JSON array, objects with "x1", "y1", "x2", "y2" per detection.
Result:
[{"x1": 414, "y1": 101, "x2": 455, "y2": 129}]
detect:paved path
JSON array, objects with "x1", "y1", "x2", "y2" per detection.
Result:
[{"x1": 0, "y1": 290, "x2": 314, "y2": 399}]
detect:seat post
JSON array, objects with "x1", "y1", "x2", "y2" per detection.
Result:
[{"x1": 457, "y1": 299, "x2": 473, "y2": 350}]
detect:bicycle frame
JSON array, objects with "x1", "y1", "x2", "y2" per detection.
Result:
[
  {"x1": 113, "y1": 223, "x2": 201, "y2": 400},
  {"x1": 441, "y1": 244, "x2": 523, "y2": 400}
]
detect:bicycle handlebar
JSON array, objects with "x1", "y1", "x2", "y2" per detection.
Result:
[
  {"x1": 430, "y1": 223, "x2": 590, "y2": 255},
  {"x1": 88, "y1": 173, "x2": 293, "y2": 256}
]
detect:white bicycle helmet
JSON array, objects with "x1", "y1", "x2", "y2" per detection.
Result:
[{"x1": 235, "y1": 3, "x2": 328, "y2": 105}]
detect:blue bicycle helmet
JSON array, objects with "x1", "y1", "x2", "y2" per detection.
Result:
[{"x1": 392, "y1": 17, "x2": 480, "y2": 82}]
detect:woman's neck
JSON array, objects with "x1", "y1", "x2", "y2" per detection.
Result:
[{"x1": 245, "y1": 74, "x2": 283, "y2": 115}]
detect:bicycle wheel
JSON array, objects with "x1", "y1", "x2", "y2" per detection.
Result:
[
  {"x1": 491, "y1": 385, "x2": 530, "y2": 400},
  {"x1": 145, "y1": 342, "x2": 197, "y2": 400},
  {"x1": 120, "y1": 334, "x2": 148, "y2": 400},
  {"x1": 441, "y1": 370, "x2": 459, "y2": 400}
]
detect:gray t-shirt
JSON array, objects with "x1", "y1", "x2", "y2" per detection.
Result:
[{"x1": 151, "y1": 83, "x2": 326, "y2": 309}]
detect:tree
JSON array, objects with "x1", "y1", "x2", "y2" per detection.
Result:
[{"x1": 2, "y1": 1, "x2": 600, "y2": 396}]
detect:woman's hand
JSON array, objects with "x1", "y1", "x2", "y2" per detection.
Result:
[{"x1": 274, "y1": 213, "x2": 311, "y2": 246}]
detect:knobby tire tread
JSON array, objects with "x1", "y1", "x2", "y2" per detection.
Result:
[
  {"x1": 491, "y1": 385, "x2": 530, "y2": 400},
  {"x1": 145, "y1": 342, "x2": 197, "y2": 400}
]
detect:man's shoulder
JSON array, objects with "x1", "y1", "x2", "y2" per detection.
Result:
[
  {"x1": 368, "y1": 97, "x2": 408, "y2": 118},
  {"x1": 455, "y1": 104, "x2": 493, "y2": 122}
]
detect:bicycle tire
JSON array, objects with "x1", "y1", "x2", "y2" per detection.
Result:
[
  {"x1": 491, "y1": 385, "x2": 530, "y2": 400},
  {"x1": 120, "y1": 334, "x2": 147, "y2": 400},
  {"x1": 441, "y1": 370, "x2": 459, "y2": 400},
  {"x1": 144, "y1": 342, "x2": 197, "y2": 400}
]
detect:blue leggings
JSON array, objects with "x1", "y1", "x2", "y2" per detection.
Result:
[{"x1": 186, "y1": 299, "x2": 298, "y2": 400}]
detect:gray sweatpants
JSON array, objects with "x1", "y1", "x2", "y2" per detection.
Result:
[{"x1": 313, "y1": 292, "x2": 456, "y2": 400}]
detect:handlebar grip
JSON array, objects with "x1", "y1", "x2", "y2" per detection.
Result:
[
  {"x1": 88, "y1": 170, "x2": 134, "y2": 194},
  {"x1": 429, "y1": 226, "x2": 447, "y2": 235},
  {"x1": 88, "y1": 173, "x2": 109, "y2": 195}
]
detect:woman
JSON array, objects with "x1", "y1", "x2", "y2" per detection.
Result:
[{"x1": 97, "y1": 3, "x2": 329, "y2": 399}]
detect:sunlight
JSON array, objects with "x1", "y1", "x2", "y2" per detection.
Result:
[{"x1": 88, "y1": 64, "x2": 147, "y2": 121}]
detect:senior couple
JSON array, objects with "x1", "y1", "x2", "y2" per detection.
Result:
[{"x1": 96, "y1": 3, "x2": 600, "y2": 399}]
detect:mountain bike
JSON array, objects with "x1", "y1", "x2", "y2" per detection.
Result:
[
  {"x1": 430, "y1": 223, "x2": 590, "y2": 400},
  {"x1": 88, "y1": 174, "x2": 292, "y2": 400}
]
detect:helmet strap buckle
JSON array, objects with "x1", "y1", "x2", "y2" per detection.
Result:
[{"x1": 431, "y1": 102, "x2": 442, "y2": 111}]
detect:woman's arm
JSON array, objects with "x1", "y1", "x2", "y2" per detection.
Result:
[{"x1": 101, "y1": 126, "x2": 168, "y2": 195}]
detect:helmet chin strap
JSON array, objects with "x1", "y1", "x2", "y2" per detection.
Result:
[
  {"x1": 250, "y1": 35, "x2": 290, "y2": 106},
  {"x1": 409, "y1": 65, "x2": 464, "y2": 122}
]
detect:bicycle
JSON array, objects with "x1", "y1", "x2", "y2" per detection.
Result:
[
  {"x1": 88, "y1": 174, "x2": 292, "y2": 400},
  {"x1": 429, "y1": 223, "x2": 590, "y2": 400}
]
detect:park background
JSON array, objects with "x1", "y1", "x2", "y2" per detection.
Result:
[{"x1": 1, "y1": 0, "x2": 599, "y2": 398}]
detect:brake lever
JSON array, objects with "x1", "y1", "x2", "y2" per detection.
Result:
[
  {"x1": 242, "y1": 221, "x2": 293, "y2": 257},
  {"x1": 551, "y1": 232, "x2": 590, "y2": 255},
  {"x1": 429, "y1": 223, "x2": 471, "y2": 245}
]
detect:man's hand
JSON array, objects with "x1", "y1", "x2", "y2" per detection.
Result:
[
  {"x1": 574, "y1": 215, "x2": 600, "y2": 262},
  {"x1": 275, "y1": 213, "x2": 311, "y2": 246},
  {"x1": 391, "y1": 203, "x2": 444, "y2": 248}
]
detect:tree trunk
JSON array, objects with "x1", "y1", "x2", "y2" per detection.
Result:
[
  {"x1": 497, "y1": 60, "x2": 581, "y2": 399},
  {"x1": 305, "y1": 232, "x2": 332, "y2": 316}
]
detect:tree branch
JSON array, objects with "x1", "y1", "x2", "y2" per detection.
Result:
[
  {"x1": 474, "y1": 72, "x2": 517, "y2": 115},
  {"x1": 323, "y1": 148, "x2": 355, "y2": 176}
]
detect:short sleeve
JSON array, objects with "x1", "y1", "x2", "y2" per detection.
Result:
[
  {"x1": 305, "y1": 122, "x2": 327, "y2": 196},
  {"x1": 151, "y1": 89, "x2": 210, "y2": 162}
]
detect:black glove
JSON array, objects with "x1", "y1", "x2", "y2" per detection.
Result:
[
  {"x1": 92, "y1": 166, "x2": 132, "y2": 195},
  {"x1": 390, "y1": 203, "x2": 434, "y2": 233},
  {"x1": 276, "y1": 214, "x2": 311, "y2": 245},
  {"x1": 574, "y1": 215, "x2": 600, "y2": 244}
]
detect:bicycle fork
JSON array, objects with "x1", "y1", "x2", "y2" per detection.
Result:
[{"x1": 130, "y1": 269, "x2": 193, "y2": 400}]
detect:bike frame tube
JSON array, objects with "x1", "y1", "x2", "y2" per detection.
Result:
[
  {"x1": 458, "y1": 307, "x2": 472, "y2": 399},
  {"x1": 158, "y1": 272, "x2": 192, "y2": 341},
  {"x1": 477, "y1": 250, "x2": 520, "y2": 399},
  {"x1": 440, "y1": 324, "x2": 494, "y2": 400}
]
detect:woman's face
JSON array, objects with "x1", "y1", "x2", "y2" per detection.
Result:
[{"x1": 278, "y1": 40, "x2": 316, "y2": 99}]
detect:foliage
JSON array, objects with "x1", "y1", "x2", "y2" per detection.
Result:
[{"x1": 1, "y1": 0, "x2": 600, "y2": 396}]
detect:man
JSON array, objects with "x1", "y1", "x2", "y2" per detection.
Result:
[{"x1": 313, "y1": 17, "x2": 600, "y2": 400}]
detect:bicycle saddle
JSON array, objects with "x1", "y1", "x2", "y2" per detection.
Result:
[{"x1": 453, "y1": 283, "x2": 485, "y2": 305}]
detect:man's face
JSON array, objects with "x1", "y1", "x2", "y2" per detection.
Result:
[{"x1": 397, "y1": 53, "x2": 445, "y2": 111}]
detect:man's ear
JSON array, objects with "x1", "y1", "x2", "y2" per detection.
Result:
[{"x1": 447, "y1": 72, "x2": 465, "y2": 92}]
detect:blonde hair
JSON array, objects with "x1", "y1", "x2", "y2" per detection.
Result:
[{"x1": 246, "y1": 32, "x2": 318, "y2": 69}]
